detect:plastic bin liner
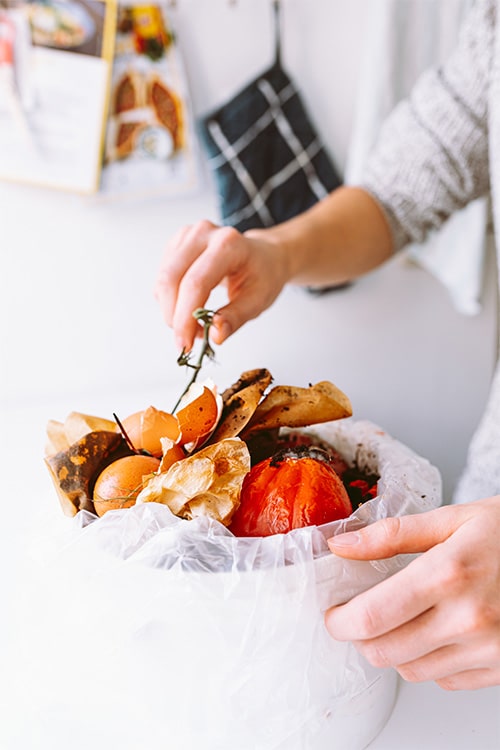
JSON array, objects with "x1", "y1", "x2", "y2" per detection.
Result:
[{"x1": 4, "y1": 420, "x2": 441, "y2": 750}]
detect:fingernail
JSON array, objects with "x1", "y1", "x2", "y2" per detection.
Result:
[{"x1": 328, "y1": 532, "x2": 361, "y2": 548}]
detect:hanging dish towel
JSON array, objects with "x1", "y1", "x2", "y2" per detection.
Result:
[
  {"x1": 199, "y1": 1, "x2": 341, "y2": 233},
  {"x1": 346, "y1": 0, "x2": 486, "y2": 316}
]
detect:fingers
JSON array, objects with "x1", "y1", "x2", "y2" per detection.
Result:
[
  {"x1": 328, "y1": 505, "x2": 467, "y2": 560},
  {"x1": 325, "y1": 544, "x2": 446, "y2": 640},
  {"x1": 171, "y1": 226, "x2": 251, "y2": 349},
  {"x1": 155, "y1": 221, "x2": 215, "y2": 320},
  {"x1": 397, "y1": 636, "x2": 500, "y2": 685},
  {"x1": 350, "y1": 597, "x2": 500, "y2": 673},
  {"x1": 350, "y1": 606, "x2": 440, "y2": 668},
  {"x1": 156, "y1": 220, "x2": 287, "y2": 352},
  {"x1": 325, "y1": 519, "x2": 492, "y2": 641},
  {"x1": 155, "y1": 221, "x2": 258, "y2": 352},
  {"x1": 154, "y1": 221, "x2": 230, "y2": 351},
  {"x1": 359, "y1": 625, "x2": 500, "y2": 687},
  {"x1": 436, "y1": 667, "x2": 500, "y2": 691},
  {"x1": 327, "y1": 558, "x2": 500, "y2": 686},
  {"x1": 325, "y1": 499, "x2": 500, "y2": 690}
]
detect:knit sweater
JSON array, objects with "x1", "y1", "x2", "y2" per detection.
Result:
[{"x1": 361, "y1": 0, "x2": 499, "y2": 503}]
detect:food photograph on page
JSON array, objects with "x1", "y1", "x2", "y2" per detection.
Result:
[
  {"x1": 100, "y1": 2, "x2": 200, "y2": 198},
  {"x1": 26, "y1": 0, "x2": 106, "y2": 56}
]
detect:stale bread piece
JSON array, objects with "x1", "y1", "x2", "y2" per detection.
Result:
[{"x1": 241, "y1": 380, "x2": 352, "y2": 439}]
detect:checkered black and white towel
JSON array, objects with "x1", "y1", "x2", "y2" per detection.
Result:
[{"x1": 200, "y1": 61, "x2": 341, "y2": 232}]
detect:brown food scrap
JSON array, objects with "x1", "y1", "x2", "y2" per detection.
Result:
[
  {"x1": 45, "y1": 431, "x2": 128, "y2": 517},
  {"x1": 241, "y1": 380, "x2": 352, "y2": 439},
  {"x1": 63, "y1": 411, "x2": 118, "y2": 446},
  {"x1": 220, "y1": 368, "x2": 272, "y2": 403},
  {"x1": 207, "y1": 369, "x2": 273, "y2": 444}
]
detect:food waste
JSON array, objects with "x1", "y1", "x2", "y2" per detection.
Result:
[
  {"x1": 45, "y1": 308, "x2": 377, "y2": 537},
  {"x1": 45, "y1": 368, "x2": 379, "y2": 537}
]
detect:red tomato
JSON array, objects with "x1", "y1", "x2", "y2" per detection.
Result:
[{"x1": 229, "y1": 447, "x2": 353, "y2": 537}]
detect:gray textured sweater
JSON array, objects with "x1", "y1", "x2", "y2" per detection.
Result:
[{"x1": 362, "y1": 0, "x2": 498, "y2": 503}]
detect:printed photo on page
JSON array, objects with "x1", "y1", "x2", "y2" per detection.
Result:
[
  {"x1": 0, "y1": 1, "x2": 116, "y2": 194},
  {"x1": 99, "y1": 3, "x2": 200, "y2": 199}
]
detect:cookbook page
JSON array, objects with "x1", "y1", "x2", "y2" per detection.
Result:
[{"x1": 0, "y1": 0, "x2": 116, "y2": 194}]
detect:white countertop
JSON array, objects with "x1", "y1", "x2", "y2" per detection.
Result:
[
  {"x1": 369, "y1": 680, "x2": 499, "y2": 749},
  {"x1": 1, "y1": 395, "x2": 499, "y2": 750}
]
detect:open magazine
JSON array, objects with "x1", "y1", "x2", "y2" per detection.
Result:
[
  {"x1": 0, "y1": 0, "x2": 117, "y2": 194},
  {"x1": 0, "y1": 1, "x2": 199, "y2": 197}
]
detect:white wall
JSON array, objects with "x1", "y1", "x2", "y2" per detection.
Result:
[{"x1": 1, "y1": 0, "x2": 497, "y2": 502}]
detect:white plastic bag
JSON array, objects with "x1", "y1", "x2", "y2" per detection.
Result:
[{"x1": 4, "y1": 420, "x2": 441, "y2": 750}]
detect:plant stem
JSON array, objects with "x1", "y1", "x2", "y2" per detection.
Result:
[
  {"x1": 113, "y1": 412, "x2": 138, "y2": 453},
  {"x1": 172, "y1": 308, "x2": 216, "y2": 412}
]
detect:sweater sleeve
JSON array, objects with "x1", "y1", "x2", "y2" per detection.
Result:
[{"x1": 361, "y1": 0, "x2": 495, "y2": 251}]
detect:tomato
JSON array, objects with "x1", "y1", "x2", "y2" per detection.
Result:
[{"x1": 229, "y1": 446, "x2": 353, "y2": 537}]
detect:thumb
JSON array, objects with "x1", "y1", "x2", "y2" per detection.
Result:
[
  {"x1": 211, "y1": 296, "x2": 268, "y2": 344},
  {"x1": 209, "y1": 310, "x2": 235, "y2": 345},
  {"x1": 328, "y1": 506, "x2": 463, "y2": 560}
]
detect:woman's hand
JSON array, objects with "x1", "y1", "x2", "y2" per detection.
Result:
[
  {"x1": 154, "y1": 189, "x2": 395, "y2": 352},
  {"x1": 325, "y1": 497, "x2": 500, "y2": 690},
  {"x1": 154, "y1": 220, "x2": 290, "y2": 352}
]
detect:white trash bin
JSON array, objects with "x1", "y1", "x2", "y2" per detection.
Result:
[{"x1": 5, "y1": 420, "x2": 440, "y2": 750}]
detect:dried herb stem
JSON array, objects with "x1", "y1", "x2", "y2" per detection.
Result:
[
  {"x1": 112, "y1": 412, "x2": 152, "y2": 456},
  {"x1": 172, "y1": 308, "x2": 216, "y2": 412},
  {"x1": 113, "y1": 412, "x2": 137, "y2": 453}
]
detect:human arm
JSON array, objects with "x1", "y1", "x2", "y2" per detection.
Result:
[
  {"x1": 362, "y1": 0, "x2": 493, "y2": 245},
  {"x1": 324, "y1": 497, "x2": 500, "y2": 690},
  {"x1": 155, "y1": 186, "x2": 393, "y2": 352},
  {"x1": 156, "y1": 0, "x2": 494, "y2": 351}
]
